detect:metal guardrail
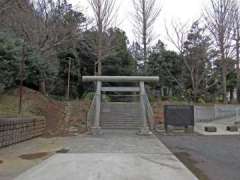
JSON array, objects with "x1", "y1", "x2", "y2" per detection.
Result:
[
  {"x1": 87, "y1": 93, "x2": 155, "y2": 131},
  {"x1": 143, "y1": 94, "x2": 155, "y2": 130},
  {"x1": 215, "y1": 107, "x2": 239, "y2": 120},
  {"x1": 87, "y1": 95, "x2": 97, "y2": 129},
  {"x1": 195, "y1": 105, "x2": 240, "y2": 123}
]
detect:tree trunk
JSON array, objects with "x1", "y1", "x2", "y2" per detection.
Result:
[
  {"x1": 222, "y1": 61, "x2": 227, "y2": 103},
  {"x1": 192, "y1": 75, "x2": 196, "y2": 102},
  {"x1": 66, "y1": 59, "x2": 71, "y2": 100},
  {"x1": 193, "y1": 91, "x2": 197, "y2": 102},
  {"x1": 97, "y1": 58, "x2": 102, "y2": 76},
  {"x1": 94, "y1": 62, "x2": 97, "y2": 76},
  {"x1": 97, "y1": 19, "x2": 103, "y2": 76},
  {"x1": 40, "y1": 80, "x2": 46, "y2": 95},
  {"x1": 220, "y1": 42, "x2": 227, "y2": 104},
  {"x1": 230, "y1": 88, "x2": 234, "y2": 103},
  {"x1": 97, "y1": 39, "x2": 102, "y2": 76},
  {"x1": 18, "y1": 45, "x2": 25, "y2": 114},
  {"x1": 236, "y1": 33, "x2": 240, "y2": 103},
  {"x1": 142, "y1": 0, "x2": 147, "y2": 68}
]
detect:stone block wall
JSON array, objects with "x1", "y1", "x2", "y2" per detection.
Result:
[{"x1": 0, "y1": 117, "x2": 46, "y2": 148}]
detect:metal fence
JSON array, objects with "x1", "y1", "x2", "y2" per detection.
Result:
[
  {"x1": 195, "y1": 105, "x2": 240, "y2": 123},
  {"x1": 143, "y1": 94, "x2": 155, "y2": 129},
  {"x1": 87, "y1": 95, "x2": 96, "y2": 129},
  {"x1": 0, "y1": 117, "x2": 46, "y2": 148}
]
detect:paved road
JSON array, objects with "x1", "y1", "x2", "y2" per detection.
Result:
[
  {"x1": 157, "y1": 134, "x2": 240, "y2": 180},
  {"x1": 14, "y1": 130, "x2": 197, "y2": 180}
]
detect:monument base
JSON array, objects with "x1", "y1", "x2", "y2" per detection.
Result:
[
  {"x1": 137, "y1": 127, "x2": 152, "y2": 136},
  {"x1": 91, "y1": 127, "x2": 103, "y2": 136}
]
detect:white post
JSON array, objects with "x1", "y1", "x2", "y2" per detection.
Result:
[
  {"x1": 91, "y1": 81, "x2": 103, "y2": 135},
  {"x1": 236, "y1": 107, "x2": 239, "y2": 122},
  {"x1": 138, "y1": 81, "x2": 150, "y2": 135}
]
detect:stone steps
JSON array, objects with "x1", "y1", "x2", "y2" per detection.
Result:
[
  {"x1": 101, "y1": 102, "x2": 143, "y2": 129},
  {"x1": 102, "y1": 126, "x2": 142, "y2": 129},
  {"x1": 102, "y1": 120, "x2": 141, "y2": 123},
  {"x1": 101, "y1": 122, "x2": 141, "y2": 124}
]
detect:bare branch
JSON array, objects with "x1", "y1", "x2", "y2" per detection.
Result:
[
  {"x1": 131, "y1": 0, "x2": 161, "y2": 65},
  {"x1": 204, "y1": 0, "x2": 236, "y2": 103},
  {"x1": 88, "y1": 0, "x2": 118, "y2": 75},
  {"x1": 165, "y1": 20, "x2": 189, "y2": 54}
]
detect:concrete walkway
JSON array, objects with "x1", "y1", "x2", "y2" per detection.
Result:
[{"x1": 15, "y1": 130, "x2": 198, "y2": 180}]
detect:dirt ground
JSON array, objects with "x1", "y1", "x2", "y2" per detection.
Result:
[
  {"x1": 156, "y1": 134, "x2": 240, "y2": 180},
  {"x1": 0, "y1": 88, "x2": 90, "y2": 137}
]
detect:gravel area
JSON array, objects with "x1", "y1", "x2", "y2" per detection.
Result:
[{"x1": 156, "y1": 134, "x2": 240, "y2": 180}]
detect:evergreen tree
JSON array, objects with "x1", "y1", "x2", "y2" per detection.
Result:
[
  {"x1": 183, "y1": 21, "x2": 217, "y2": 101},
  {"x1": 147, "y1": 40, "x2": 183, "y2": 97},
  {"x1": 0, "y1": 32, "x2": 54, "y2": 92},
  {"x1": 103, "y1": 28, "x2": 137, "y2": 76}
]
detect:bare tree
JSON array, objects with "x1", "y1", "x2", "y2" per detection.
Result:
[
  {"x1": 88, "y1": 0, "x2": 117, "y2": 75},
  {"x1": 183, "y1": 21, "x2": 218, "y2": 102},
  {"x1": 0, "y1": 0, "x2": 14, "y2": 13},
  {"x1": 204, "y1": 0, "x2": 236, "y2": 103},
  {"x1": 132, "y1": 0, "x2": 161, "y2": 69},
  {"x1": 0, "y1": 0, "x2": 85, "y2": 94},
  {"x1": 166, "y1": 20, "x2": 218, "y2": 102},
  {"x1": 233, "y1": 5, "x2": 240, "y2": 102},
  {"x1": 165, "y1": 21, "x2": 189, "y2": 54},
  {"x1": 165, "y1": 21, "x2": 190, "y2": 97}
]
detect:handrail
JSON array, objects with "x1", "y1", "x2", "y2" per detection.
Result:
[
  {"x1": 143, "y1": 94, "x2": 155, "y2": 130},
  {"x1": 87, "y1": 94, "x2": 97, "y2": 130}
]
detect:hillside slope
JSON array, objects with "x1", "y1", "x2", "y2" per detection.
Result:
[{"x1": 0, "y1": 88, "x2": 90, "y2": 136}]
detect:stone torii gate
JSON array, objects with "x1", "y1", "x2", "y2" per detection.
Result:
[{"x1": 83, "y1": 76, "x2": 159, "y2": 135}]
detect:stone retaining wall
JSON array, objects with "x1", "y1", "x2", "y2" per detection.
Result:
[{"x1": 0, "y1": 117, "x2": 46, "y2": 148}]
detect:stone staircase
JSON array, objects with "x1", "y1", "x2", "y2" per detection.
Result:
[{"x1": 100, "y1": 102, "x2": 143, "y2": 129}]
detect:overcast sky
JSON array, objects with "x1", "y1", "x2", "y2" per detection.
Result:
[{"x1": 69, "y1": 0, "x2": 209, "y2": 49}]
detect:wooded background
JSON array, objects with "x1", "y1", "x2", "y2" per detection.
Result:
[{"x1": 1, "y1": 0, "x2": 240, "y2": 104}]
